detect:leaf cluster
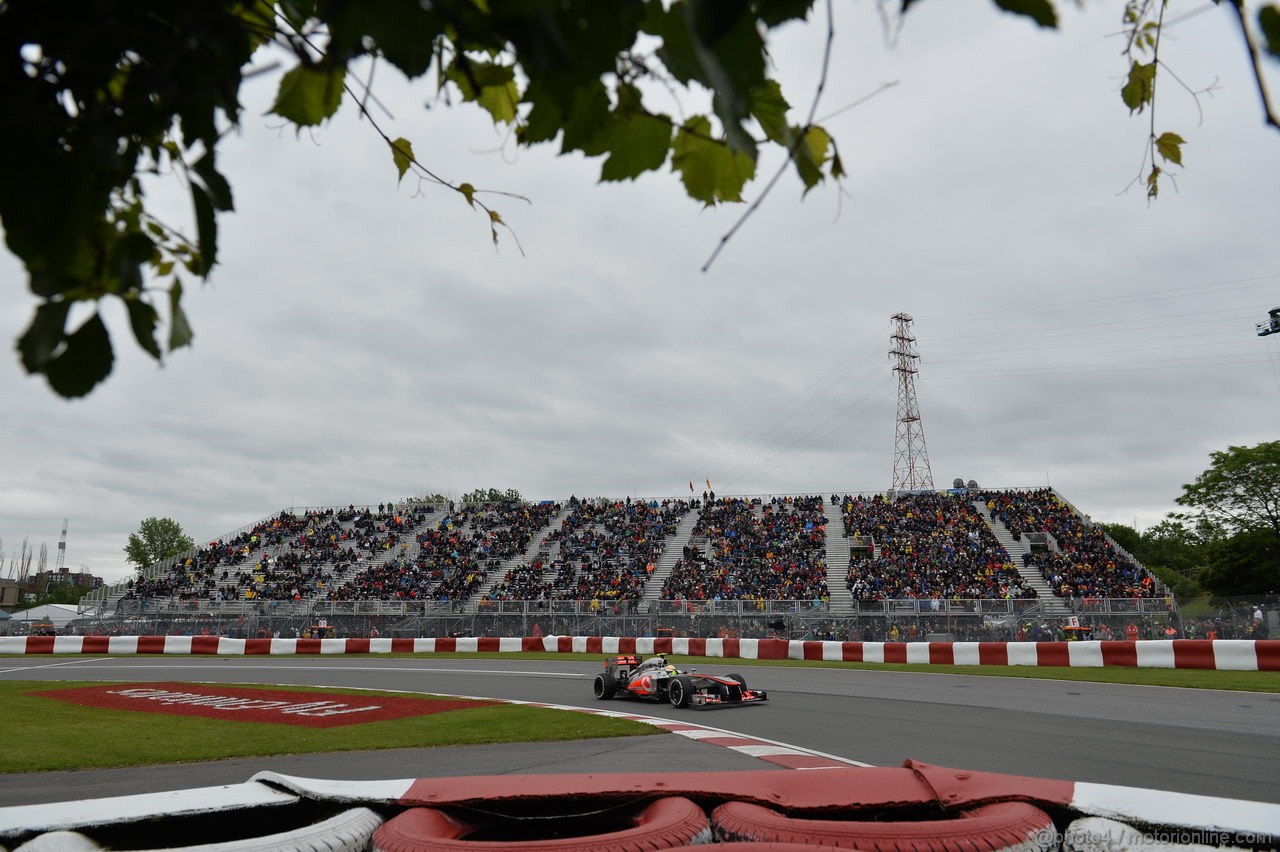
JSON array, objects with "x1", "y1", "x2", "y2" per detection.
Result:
[
  {"x1": 124, "y1": 516, "x2": 196, "y2": 572},
  {"x1": 3, "y1": 0, "x2": 1276, "y2": 396},
  {"x1": 462, "y1": 487, "x2": 524, "y2": 504}
]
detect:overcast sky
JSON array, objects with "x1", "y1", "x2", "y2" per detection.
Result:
[{"x1": 2, "y1": 2, "x2": 1278, "y2": 587}]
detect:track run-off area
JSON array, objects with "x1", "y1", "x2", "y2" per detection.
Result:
[{"x1": 1, "y1": 654, "x2": 1277, "y2": 808}]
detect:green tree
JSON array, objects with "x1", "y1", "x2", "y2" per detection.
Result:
[
  {"x1": 2, "y1": 1, "x2": 1277, "y2": 397},
  {"x1": 1199, "y1": 528, "x2": 1280, "y2": 597},
  {"x1": 1177, "y1": 441, "x2": 1280, "y2": 539},
  {"x1": 462, "y1": 487, "x2": 523, "y2": 504},
  {"x1": 1177, "y1": 441, "x2": 1280, "y2": 597},
  {"x1": 124, "y1": 517, "x2": 196, "y2": 572}
]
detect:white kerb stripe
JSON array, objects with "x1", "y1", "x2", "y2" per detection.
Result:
[
  {"x1": 1007, "y1": 642, "x2": 1038, "y2": 667},
  {"x1": 739, "y1": 639, "x2": 759, "y2": 660},
  {"x1": 109, "y1": 636, "x2": 139, "y2": 654},
  {"x1": 320, "y1": 638, "x2": 347, "y2": 654},
  {"x1": 672, "y1": 638, "x2": 690, "y2": 655},
  {"x1": 862, "y1": 642, "x2": 884, "y2": 664},
  {"x1": 602, "y1": 637, "x2": 620, "y2": 654},
  {"x1": 635, "y1": 637, "x2": 655, "y2": 655},
  {"x1": 733, "y1": 745, "x2": 809, "y2": 757},
  {"x1": 413, "y1": 638, "x2": 436, "y2": 653},
  {"x1": 905, "y1": 643, "x2": 931, "y2": 664},
  {"x1": 368, "y1": 638, "x2": 393, "y2": 654},
  {"x1": 571, "y1": 636, "x2": 588, "y2": 653},
  {"x1": 1135, "y1": 640, "x2": 1176, "y2": 669},
  {"x1": 952, "y1": 642, "x2": 982, "y2": 666},
  {"x1": 822, "y1": 641, "x2": 844, "y2": 662},
  {"x1": 1213, "y1": 640, "x2": 1259, "y2": 671},
  {"x1": 164, "y1": 636, "x2": 192, "y2": 655},
  {"x1": 498, "y1": 637, "x2": 522, "y2": 653},
  {"x1": 217, "y1": 638, "x2": 247, "y2": 655},
  {"x1": 787, "y1": 640, "x2": 805, "y2": 660},
  {"x1": 52, "y1": 636, "x2": 85, "y2": 654},
  {"x1": 454, "y1": 637, "x2": 478, "y2": 653},
  {"x1": 0, "y1": 637, "x2": 25, "y2": 654},
  {"x1": 703, "y1": 638, "x2": 723, "y2": 658},
  {"x1": 270, "y1": 638, "x2": 297, "y2": 655},
  {"x1": 1067, "y1": 641, "x2": 1104, "y2": 668}
]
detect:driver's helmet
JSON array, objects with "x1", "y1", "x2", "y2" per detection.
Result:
[{"x1": 663, "y1": 664, "x2": 678, "y2": 676}]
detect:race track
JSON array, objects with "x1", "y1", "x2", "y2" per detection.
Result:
[{"x1": 3, "y1": 656, "x2": 1277, "y2": 807}]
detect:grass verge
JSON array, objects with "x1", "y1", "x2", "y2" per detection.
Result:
[{"x1": 0, "y1": 680, "x2": 659, "y2": 774}]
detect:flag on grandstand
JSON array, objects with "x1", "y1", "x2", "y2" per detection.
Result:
[
  {"x1": 706, "y1": 478, "x2": 712, "y2": 491},
  {"x1": 689, "y1": 481, "x2": 694, "y2": 493}
]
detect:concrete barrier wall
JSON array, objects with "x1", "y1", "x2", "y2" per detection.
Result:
[{"x1": 1, "y1": 636, "x2": 1277, "y2": 670}]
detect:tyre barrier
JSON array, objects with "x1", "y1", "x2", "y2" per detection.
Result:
[
  {"x1": 1, "y1": 635, "x2": 1277, "y2": 670},
  {"x1": 373, "y1": 796, "x2": 711, "y2": 851},
  {"x1": 11, "y1": 806, "x2": 383, "y2": 852},
  {"x1": 1, "y1": 765, "x2": 1276, "y2": 851},
  {"x1": 711, "y1": 800, "x2": 1057, "y2": 851}
]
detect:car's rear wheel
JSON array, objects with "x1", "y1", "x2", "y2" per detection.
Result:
[
  {"x1": 594, "y1": 671, "x2": 617, "y2": 700},
  {"x1": 668, "y1": 675, "x2": 693, "y2": 708}
]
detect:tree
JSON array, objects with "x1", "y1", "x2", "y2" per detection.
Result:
[
  {"x1": 2, "y1": 1, "x2": 1277, "y2": 397},
  {"x1": 124, "y1": 517, "x2": 195, "y2": 572},
  {"x1": 1176, "y1": 441, "x2": 1280, "y2": 539},
  {"x1": 1199, "y1": 528, "x2": 1280, "y2": 597},
  {"x1": 462, "y1": 487, "x2": 524, "y2": 504},
  {"x1": 1177, "y1": 441, "x2": 1280, "y2": 597}
]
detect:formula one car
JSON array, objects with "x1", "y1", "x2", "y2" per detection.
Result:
[{"x1": 592, "y1": 655, "x2": 767, "y2": 708}]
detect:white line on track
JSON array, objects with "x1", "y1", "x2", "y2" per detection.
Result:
[{"x1": 0, "y1": 657, "x2": 116, "y2": 675}]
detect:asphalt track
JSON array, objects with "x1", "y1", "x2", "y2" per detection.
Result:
[{"x1": 2, "y1": 656, "x2": 1278, "y2": 808}]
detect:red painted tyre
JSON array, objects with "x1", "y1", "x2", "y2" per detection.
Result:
[
  {"x1": 373, "y1": 795, "x2": 710, "y2": 851},
  {"x1": 712, "y1": 800, "x2": 1058, "y2": 851}
]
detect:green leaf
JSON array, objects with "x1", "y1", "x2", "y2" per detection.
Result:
[
  {"x1": 1259, "y1": 5, "x2": 1280, "y2": 59},
  {"x1": 192, "y1": 152, "x2": 234, "y2": 212},
  {"x1": 459, "y1": 183, "x2": 477, "y2": 207},
  {"x1": 749, "y1": 81, "x2": 791, "y2": 145},
  {"x1": 599, "y1": 85, "x2": 673, "y2": 182},
  {"x1": 755, "y1": 0, "x2": 818, "y2": 27},
  {"x1": 600, "y1": 110, "x2": 673, "y2": 182},
  {"x1": 169, "y1": 280, "x2": 194, "y2": 351},
  {"x1": 558, "y1": 83, "x2": 615, "y2": 155},
  {"x1": 45, "y1": 313, "x2": 114, "y2": 399},
  {"x1": 125, "y1": 296, "x2": 162, "y2": 361},
  {"x1": 391, "y1": 137, "x2": 415, "y2": 185},
  {"x1": 190, "y1": 185, "x2": 217, "y2": 276},
  {"x1": 793, "y1": 125, "x2": 831, "y2": 194},
  {"x1": 1121, "y1": 61, "x2": 1157, "y2": 114},
  {"x1": 17, "y1": 301, "x2": 71, "y2": 373},
  {"x1": 992, "y1": 0, "x2": 1058, "y2": 29},
  {"x1": 269, "y1": 64, "x2": 347, "y2": 127},
  {"x1": 671, "y1": 116, "x2": 755, "y2": 204},
  {"x1": 1146, "y1": 165, "x2": 1162, "y2": 200},
  {"x1": 1154, "y1": 131, "x2": 1186, "y2": 166},
  {"x1": 446, "y1": 61, "x2": 518, "y2": 125}
]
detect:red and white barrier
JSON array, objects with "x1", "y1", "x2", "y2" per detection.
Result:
[{"x1": 1, "y1": 635, "x2": 1277, "y2": 670}]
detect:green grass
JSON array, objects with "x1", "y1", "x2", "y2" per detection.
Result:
[{"x1": 0, "y1": 681, "x2": 659, "y2": 774}]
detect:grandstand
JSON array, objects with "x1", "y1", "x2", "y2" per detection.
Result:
[{"x1": 72, "y1": 487, "x2": 1176, "y2": 642}]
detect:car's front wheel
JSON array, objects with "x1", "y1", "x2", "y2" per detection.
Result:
[{"x1": 668, "y1": 675, "x2": 693, "y2": 708}]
